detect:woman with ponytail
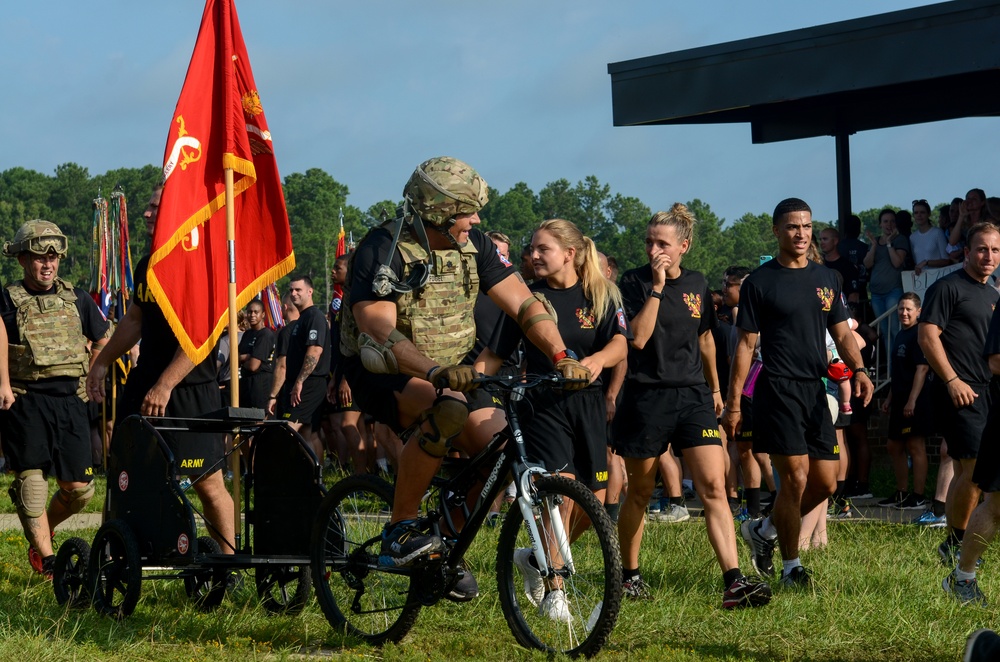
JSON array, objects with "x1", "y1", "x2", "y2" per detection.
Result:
[{"x1": 613, "y1": 204, "x2": 772, "y2": 608}]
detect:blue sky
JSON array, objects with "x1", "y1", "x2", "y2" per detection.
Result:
[{"x1": 1, "y1": 0, "x2": 994, "y2": 225}]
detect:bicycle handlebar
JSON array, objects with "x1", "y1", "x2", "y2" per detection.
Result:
[{"x1": 471, "y1": 372, "x2": 589, "y2": 391}]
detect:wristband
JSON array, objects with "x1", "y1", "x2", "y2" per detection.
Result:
[
  {"x1": 649, "y1": 290, "x2": 663, "y2": 300},
  {"x1": 552, "y1": 349, "x2": 579, "y2": 364},
  {"x1": 946, "y1": 375, "x2": 959, "y2": 384},
  {"x1": 712, "y1": 389, "x2": 720, "y2": 393},
  {"x1": 426, "y1": 366, "x2": 442, "y2": 382}
]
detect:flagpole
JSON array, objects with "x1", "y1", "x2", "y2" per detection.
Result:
[{"x1": 225, "y1": 166, "x2": 242, "y2": 551}]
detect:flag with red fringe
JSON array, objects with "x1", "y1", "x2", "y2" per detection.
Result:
[{"x1": 149, "y1": 0, "x2": 294, "y2": 363}]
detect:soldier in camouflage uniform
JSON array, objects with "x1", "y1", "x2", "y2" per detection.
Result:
[
  {"x1": 339, "y1": 156, "x2": 590, "y2": 600},
  {"x1": 1, "y1": 220, "x2": 109, "y2": 577}
]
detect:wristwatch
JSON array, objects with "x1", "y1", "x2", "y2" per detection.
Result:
[
  {"x1": 649, "y1": 289, "x2": 664, "y2": 300},
  {"x1": 851, "y1": 366, "x2": 870, "y2": 379},
  {"x1": 552, "y1": 349, "x2": 579, "y2": 364}
]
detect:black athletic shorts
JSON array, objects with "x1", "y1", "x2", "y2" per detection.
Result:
[
  {"x1": 737, "y1": 394, "x2": 754, "y2": 444},
  {"x1": 888, "y1": 401, "x2": 931, "y2": 440},
  {"x1": 342, "y1": 355, "x2": 411, "y2": 433},
  {"x1": 932, "y1": 380, "x2": 990, "y2": 460},
  {"x1": 518, "y1": 386, "x2": 608, "y2": 490},
  {"x1": 466, "y1": 386, "x2": 503, "y2": 413},
  {"x1": 751, "y1": 373, "x2": 838, "y2": 460},
  {"x1": 278, "y1": 375, "x2": 327, "y2": 429},
  {"x1": 973, "y1": 381, "x2": 1000, "y2": 492},
  {"x1": 612, "y1": 383, "x2": 720, "y2": 459},
  {"x1": 0, "y1": 391, "x2": 94, "y2": 482},
  {"x1": 117, "y1": 376, "x2": 226, "y2": 477}
]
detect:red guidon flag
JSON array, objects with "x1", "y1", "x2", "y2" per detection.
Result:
[{"x1": 149, "y1": 0, "x2": 294, "y2": 363}]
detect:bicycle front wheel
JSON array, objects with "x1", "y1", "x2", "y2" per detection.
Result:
[
  {"x1": 310, "y1": 474, "x2": 420, "y2": 644},
  {"x1": 496, "y1": 475, "x2": 622, "y2": 658}
]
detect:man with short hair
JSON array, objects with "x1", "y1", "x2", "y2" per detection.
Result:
[
  {"x1": 818, "y1": 227, "x2": 860, "y2": 307},
  {"x1": 339, "y1": 156, "x2": 586, "y2": 604},
  {"x1": 919, "y1": 222, "x2": 1000, "y2": 572},
  {"x1": 910, "y1": 199, "x2": 951, "y2": 276},
  {"x1": 277, "y1": 274, "x2": 330, "y2": 459},
  {"x1": 724, "y1": 198, "x2": 873, "y2": 587},
  {"x1": 1, "y1": 220, "x2": 108, "y2": 577},
  {"x1": 268, "y1": 293, "x2": 299, "y2": 416},
  {"x1": 87, "y1": 184, "x2": 235, "y2": 557}
]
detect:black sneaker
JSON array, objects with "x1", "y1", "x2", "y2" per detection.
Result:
[
  {"x1": 722, "y1": 576, "x2": 772, "y2": 609},
  {"x1": 877, "y1": 490, "x2": 906, "y2": 508},
  {"x1": 939, "y1": 539, "x2": 960, "y2": 567},
  {"x1": 622, "y1": 575, "x2": 652, "y2": 599},
  {"x1": 445, "y1": 562, "x2": 479, "y2": 602},
  {"x1": 740, "y1": 519, "x2": 776, "y2": 577},
  {"x1": 379, "y1": 520, "x2": 445, "y2": 568},
  {"x1": 779, "y1": 565, "x2": 812, "y2": 588},
  {"x1": 943, "y1": 570, "x2": 987, "y2": 606},
  {"x1": 896, "y1": 493, "x2": 928, "y2": 510}
]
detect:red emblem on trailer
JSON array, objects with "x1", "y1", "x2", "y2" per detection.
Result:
[
  {"x1": 118, "y1": 471, "x2": 129, "y2": 492},
  {"x1": 177, "y1": 533, "x2": 190, "y2": 555}
]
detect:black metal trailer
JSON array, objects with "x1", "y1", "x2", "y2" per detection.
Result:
[{"x1": 52, "y1": 409, "x2": 325, "y2": 619}]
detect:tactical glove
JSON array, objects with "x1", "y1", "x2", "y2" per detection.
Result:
[
  {"x1": 428, "y1": 365, "x2": 480, "y2": 392},
  {"x1": 556, "y1": 358, "x2": 591, "y2": 390}
]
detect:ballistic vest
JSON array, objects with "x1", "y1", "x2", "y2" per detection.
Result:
[
  {"x1": 341, "y1": 229, "x2": 480, "y2": 366},
  {"x1": 6, "y1": 278, "x2": 89, "y2": 382}
]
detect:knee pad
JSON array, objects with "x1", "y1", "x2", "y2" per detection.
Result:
[
  {"x1": 8, "y1": 470, "x2": 48, "y2": 519},
  {"x1": 53, "y1": 482, "x2": 95, "y2": 514},
  {"x1": 412, "y1": 396, "x2": 469, "y2": 458}
]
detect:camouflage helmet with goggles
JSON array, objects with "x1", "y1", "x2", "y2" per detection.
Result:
[
  {"x1": 403, "y1": 156, "x2": 488, "y2": 226},
  {"x1": 3, "y1": 220, "x2": 69, "y2": 259}
]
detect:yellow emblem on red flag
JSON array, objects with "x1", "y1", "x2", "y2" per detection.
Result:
[{"x1": 149, "y1": 0, "x2": 294, "y2": 364}]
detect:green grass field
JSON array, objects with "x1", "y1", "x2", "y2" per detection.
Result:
[{"x1": 0, "y1": 492, "x2": 993, "y2": 662}]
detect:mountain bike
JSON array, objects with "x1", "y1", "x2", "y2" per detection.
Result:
[{"x1": 310, "y1": 373, "x2": 622, "y2": 658}]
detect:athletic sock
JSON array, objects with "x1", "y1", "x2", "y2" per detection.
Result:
[
  {"x1": 759, "y1": 516, "x2": 777, "y2": 540},
  {"x1": 746, "y1": 487, "x2": 761, "y2": 517},
  {"x1": 835, "y1": 480, "x2": 845, "y2": 500},
  {"x1": 623, "y1": 567, "x2": 641, "y2": 582},
  {"x1": 932, "y1": 499, "x2": 946, "y2": 517},
  {"x1": 668, "y1": 495, "x2": 684, "y2": 507},
  {"x1": 782, "y1": 558, "x2": 802, "y2": 576},
  {"x1": 954, "y1": 528, "x2": 965, "y2": 543},
  {"x1": 604, "y1": 502, "x2": 620, "y2": 523},
  {"x1": 955, "y1": 567, "x2": 977, "y2": 582},
  {"x1": 723, "y1": 568, "x2": 742, "y2": 588}
]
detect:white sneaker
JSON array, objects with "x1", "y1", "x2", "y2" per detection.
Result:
[
  {"x1": 539, "y1": 589, "x2": 572, "y2": 623},
  {"x1": 514, "y1": 548, "x2": 545, "y2": 606}
]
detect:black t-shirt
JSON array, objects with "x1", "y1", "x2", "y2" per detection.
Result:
[
  {"x1": 285, "y1": 305, "x2": 330, "y2": 383},
  {"x1": 348, "y1": 226, "x2": 516, "y2": 307},
  {"x1": 275, "y1": 322, "x2": 295, "y2": 358},
  {"x1": 737, "y1": 259, "x2": 849, "y2": 380},
  {"x1": 890, "y1": 325, "x2": 927, "y2": 401},
  {"x1": 619, "y1": 266, "x2": 715, "y2": 387},
  {"x1": 0, "y1": 280, "x2": 110, "y2": 395},
  {"x1": 131, "y1": 255, "x2": 218, "y2": 386},
  {"x1": 239, "y1": 326, "x2": 275, "y2": 374},
  {"x1": 838, "y1": 237, "x2": 870, "y2": 289},
  {"x1": 491, "y1": 280, "x2": 631, "y2": 389},
  {"x1": 921, "y1": 268, "x2": 999, "y2": 385},
  {"x1": 823, "y1": 256, "x2": 860, "y2": 298}
]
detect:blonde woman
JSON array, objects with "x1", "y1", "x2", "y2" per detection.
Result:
[{"x1": 615, "y1": 204, "x2": 771, "y2": 608}]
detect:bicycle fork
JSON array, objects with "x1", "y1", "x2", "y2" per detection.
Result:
[{"x1": 516, "y1": 468, "x2": 575, "y2": 580}]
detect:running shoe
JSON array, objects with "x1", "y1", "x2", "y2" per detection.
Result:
[
  {"x1": 734, "y1": 507, "x2": 751, "y2": 523},
  {"x1": 913, "y1": 510, "x2": 947, "y2": 528},
  {"x1": 513, "y1": 548, "x2": 545, "y2": 606},
  {"x1": 652, "y1": 504, "x2": 691, "y2": 523},
  {"x1": 943, "y1": 571, "x2": 987, "y2": 606},
  {"x1": 623, "y1": 575, "x2": 653, "y2": 599},
  {"x1": 896, "y1": 493, "x2": 928, "y2": 510},
  {"x1": 779, "y1": 565, "x2": 812, "y2": 588},
  {"x1": 445, "y1": 562, "x2": 479, "y2": 602},
  {"x1": 722, "y1": 576, "x2": 772, "y2": 609},
  {"x1": 847, "y1": 483, "x2": 874, "y2": 500},
  {"x1": 740, "y1": 519, "x2": 776, "y2": 577},
  {"x1": 830, "y1": 499, "x2": 854, "y2": 519},
  {"x1": 379, "y1": 520, "x2": 445, "y2": 568},
  {"x1": 539, "y1": 589, "x2": 572, "y2": 622},
  {"x1": 877, "y1": 490, "x2": 907, "y2": 508},
  {"x1": 647, "y1": 497, "x2": 662, "y2": 515},
  {"x1": 964, "y1": 628, "x2": 1000, "y2": 662},
  {"x1": 939, "y1": 539, "x2": 961, "y2": 567}
]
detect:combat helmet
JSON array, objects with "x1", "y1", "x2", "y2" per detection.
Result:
[
  {"x1": 403, "y1": 156, "x2": 488, "y2": 227},
  {"x1": 3, "y1": 220, "x2": 68, "y2": 258}
]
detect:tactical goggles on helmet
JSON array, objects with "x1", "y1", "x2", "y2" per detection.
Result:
[{"x1": 3, "y1": 233, "x2": 69, "y2": 258}]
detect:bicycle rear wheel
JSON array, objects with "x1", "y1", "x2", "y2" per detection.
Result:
[
  {"x1": 311, "y1": 474, "x2": 420, "y2": 644},
  {"x1": 496, "y1": 475, "x2": 622, "y2": 658}
]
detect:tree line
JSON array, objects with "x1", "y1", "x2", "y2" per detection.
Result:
[{"x1": 0, "y1": 163, "x2": 919, "y2": 305}]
